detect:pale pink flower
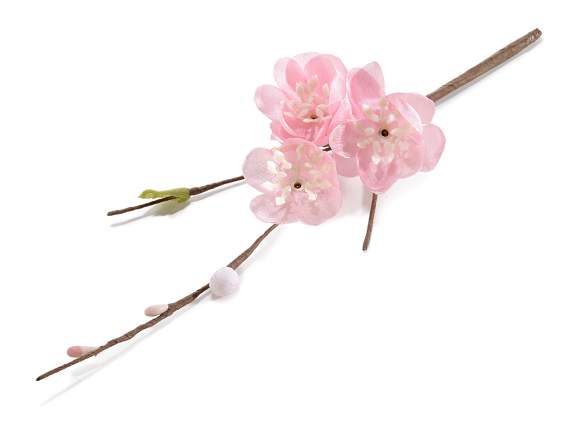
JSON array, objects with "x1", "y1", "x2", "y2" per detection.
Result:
[
  {"x1": 329, "y1": 62, "x2": 445, "y2": 192},
  {"x1": 255, "y1": 53, "x2": 347, "y2": 146},
  {"x1": 243, "y1": 139, "x2": 342, "y2": 225}
]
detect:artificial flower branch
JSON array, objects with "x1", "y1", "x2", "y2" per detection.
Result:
[
  {"x1": 36, "y1": 29, "x2": 542, "y2": 384},
  {"x1": 107, "y1": 175, "x2": 245, "y2": 216},
  {"x1": 361, "y1": 28, "x2": 542, "y2": 250},
  {"x1": 36, "y1": 223, "x2": 279, "y2": 381}
]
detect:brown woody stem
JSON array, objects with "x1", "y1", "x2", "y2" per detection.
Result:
[
  {"x1": 362, "y1": 28, "x2": 542, "y2": 251},
  {"x1": 362, "y1": 194, "x2": 378, "y2": 251},
  {"x1": 36, "y1": 223, "x2": 278, "y2": 381},
  {"x1": 425, "y1": 28, "x2": 542, "y2": 102},
  {"x1": 107, "y1": 175, "x2": 245, "y2": 216}
]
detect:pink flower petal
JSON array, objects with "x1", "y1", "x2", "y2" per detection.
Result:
[
  {"x1": 242, "y1": 148, "x2": 278, "y2": 193},
  {"x1": 386, "y1": 93, "x2": 423, "y2": 134},
  {"x1": 334, "y1": 153, "x2": 358, "y2": 177},
  {"x1": 329, "y1": 120, "x2": 374, "y2": 158},
  {"x1": 250, "y1": 194, "x2": 294, "y2": 224},
  {"x1": 304, "y1": 54, "x2": 347, "y2": 104},
  {"x1": 395, "y1": 139, "x2": 424, "y2": 178},
  {"x1": 329, "y1": 97, "x2": 352, "y2": 130},
  {"x1": 357, "y1": 145, "x2": 399, "y2": 193},
  {"x1": 280, "y1": 113, "x2": 315, "y2": 141},
  {"x1": 348, "y1": 62, "x2": 385, "y2": 115},
  {"x1": 273, "y1": 57, "x2": 305, "y2": 95},
  {"x1": 291, "y1": 185, "x2": 342, "y2": 225},
  {"x1": 292, "y1": 52, "x2": 320, "y2": 68},
  {"x1": 255, "y1": 85, "x2": 286, "y2": 121},
  {"x1": 388, "y1": 92, "x2": 435, "y2": 124},
  {"x1": 421, "y1": 124, "x2": 446, "y2": 171},
  {"x1": 278, "y1": 113, "x2": 332, "y2": 146},
  {"x1": 270, "y1": 120, "x2": 292, "y2": 142}
]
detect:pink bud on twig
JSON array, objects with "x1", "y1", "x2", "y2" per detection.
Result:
[
  {"x1": 144, "y1": 304, "x2": 169, "y2": 317},
  {"x1": 67, "y1": 346, "x2": 96, "y2": 358}
]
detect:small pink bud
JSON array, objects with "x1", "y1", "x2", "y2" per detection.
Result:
[
  {"x1": 144, "y1": 304, "x2": 168, "y2": 317},
  {"x1": 67, "y1": 345, "x2": 96, "y2": 358}
]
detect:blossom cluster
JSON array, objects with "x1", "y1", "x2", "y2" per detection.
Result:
[{"x1": 243, "y1": 53, "x2": 445, "y2": 225}]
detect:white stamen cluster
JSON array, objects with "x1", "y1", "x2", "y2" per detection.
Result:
[
  {"x1": 284, "y1": 75, "x2": 331, "y2": 123},
  {"x1": 356, "y1": 98, "x2": 413, "y2": 165},
  {"x1": 262, "y1": 145, "x2": 333, "y2": 206}
]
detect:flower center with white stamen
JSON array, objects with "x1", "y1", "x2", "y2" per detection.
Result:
[
  {"x1": 284, "y1": 75, "x2": 331, "y2": 124},
  {"x1": 263, "y1": 145, "x2": 334, "y2": 206},
  {"x1": 356, "y1": 98, "x2": 414, "y2": 165}
]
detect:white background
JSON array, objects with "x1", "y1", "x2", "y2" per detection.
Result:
[{"x1": 1, "y1": 1, "x2": 570, "y2": 427}]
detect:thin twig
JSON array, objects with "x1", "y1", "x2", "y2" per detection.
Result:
[
  {"x1": 36, "y1": 223, "x2": 279, "y2": 381},
  {"x1": 106, "y1": 196, "x2": 177, "y2": 216},
  {"x1": 107, "y1": 175, "x2": 245, "y2": 216},
  {"x1": 362, "y1": 28, "x2": 542, "y2": 251},
  {"x1": 362, "y1": 194, "x2": 378, "y2": 251},
  {"x1": 426, "y1": 28, "x2": 542, "y2": 102}
]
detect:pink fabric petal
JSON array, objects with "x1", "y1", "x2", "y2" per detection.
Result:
[
  {"x1": 334, "y1": 153, "x2": 358, "y2": 177},
  {"x1": 270, "y1": 120, "x2": 292, "y2": 142},
  {"x1": 250, "y1": 194, "x2": 294, "y2": 224},
  {"x1": 291, "y1": 186, "x2": 342, "y2": 225},
  {"x1": 273, "y1": 57, "x2": 305, "y2": 96},
  {"x1": 395, "y1": 139, "x2": 424, "y2": 178},
  {"x1": 348, "y1": 62, "x2": 385, "y2": 115},
  {"x1": 329, "y1": 97, "x2": 352, "y2": 130},
  {"x1": 310, "y1": 121, "x2": 331, "y2": 147},
  {"x1": 280, "y1": 113, "x2": 319, "y2": 143},
  {"x1": 421, "y1": 124, "x2": 446, "y2": 171},
  {"x1": 277, "y1": 113, "x2": 333, "y2": 146},
  {"x1": 388, "y1": 93, "x2": 435, "y2": 124},
  {"x1": 329, "y1": 120, "x2": 373, "y2": 158},
  {"x1": 292, "y1": 52, "x2": 319, "y2": 68},
  {"x1": 304, "y1": 54, "x2": 347, "y2": 104},
  {"x1": 242, "y1": 148, "x2": 278, "y2": 193},
  {"x1": 386, "y1": 93, "x2": 423, "y2": 134},
  {"x1": 282, "y1": 137, "x2": 331, "y2": 164},
  {"x1": 255, "y1": 85, "x2": 286, "y2": 121},
  {"x1": 357, "y1": 146, "x2": 399, "y2": 193}
]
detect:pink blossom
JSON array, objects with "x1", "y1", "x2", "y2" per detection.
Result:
[
  {"x1": 329, "y1": 62, "x2": 445, "y2": 192},
  {"x1": 255, "y1": 53, "x2": 347, "y2": 146},
  {"x1": 243, "y1": 139, "x2": 342, "y2": 225}
]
